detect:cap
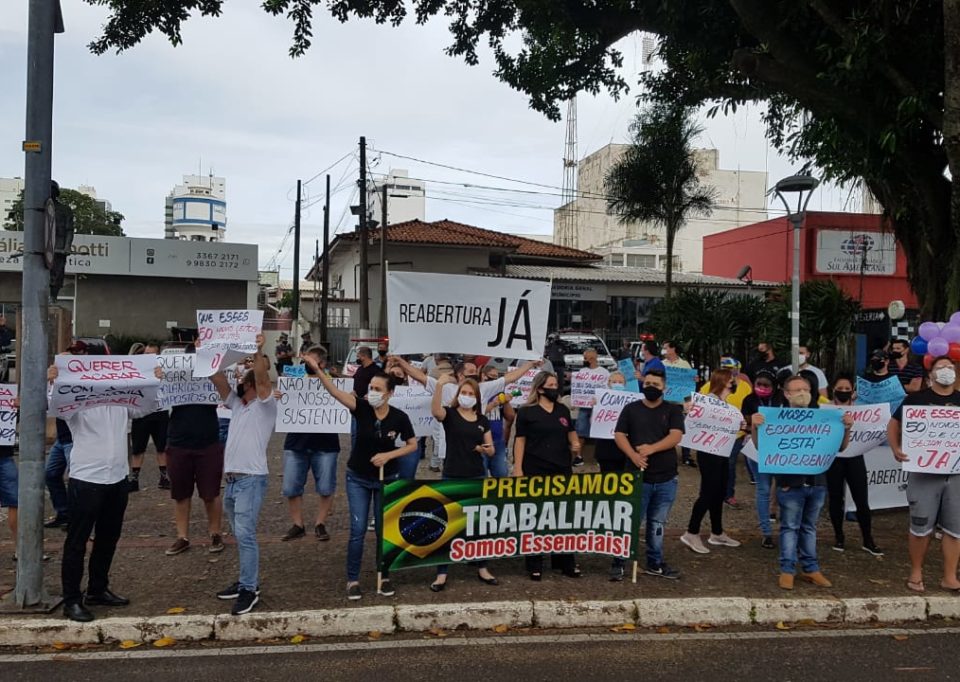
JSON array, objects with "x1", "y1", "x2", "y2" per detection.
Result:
[
  {"x1": 870, "y1": 349, "x2": 888, "y2": 360},
  {"x1": 719, "y1": 357, "x2": 740, "y2": 369},
  {"x1": 66, "y1": 340, "x2": 88, "y2": 354}
]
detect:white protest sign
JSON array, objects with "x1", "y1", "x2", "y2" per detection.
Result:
[
  {"x1": 570, "y1": 367, "x2": 610, "y2": 408},
  {"x1": 589, "y1": 389, "x2": 644, "y2": 439},
  {"x1": 504, "y1": 368, "x2": 538, "y2": 407},
  {"x1": 49, "y1": 355, "x2": 160, "y2": 417},
  {"x1": 0, "y1": 384, "x2": 17, "y2": 446},
  {"x1": 157, "y1": 353, "x2": 220, "y2": 408},
  {"x1": 275, "y1": 376, "x2": 353, "y2": 433},
  {"x1": 387, "y1": 272, "x2": 550, "y2": 360},
  {"x1": 822, "y1": 403, "x2": 891, "y2": 458},
  {"x1": 194, "y1": 309, "x2": 264, "y2": 377},
  {"x1": 742, "y1": 438, "x2": 758, "y2": 462},
  {"x1": 846, "y1": 445, "x2": 908, "y2": 511},
  {"x1": 680, "y1": 392, "x2": 742, "y2": 457},
  {"x1": 391, "y1": 384, "x2": 436, "y2": 437},
  {"x1": 900, "y1": 405, "x2": 960, "y2": 474}
]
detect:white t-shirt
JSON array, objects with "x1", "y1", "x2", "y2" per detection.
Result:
[
  {"x1": 424, "y1": 376, "x2": 506, "y2": 459},
  {"x1": 223, "y1": 392, "x2": 278, "y2": 475},
  {"x1": 802, "y1": 364, "x2": 829, "y2": 393},
  {"x1": 66, "y1": 406, "x2": 133, "y2": 485}
]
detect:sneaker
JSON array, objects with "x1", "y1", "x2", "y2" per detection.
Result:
[
  {"x1": 683, "y1": 459, "x2": 697, "y2": 468},
  {"x1": 346, "y1": 583, "x2": 362, "y2": 601},
  {"x1": 779, "y1": 573, "x2": 795, "y2": 590},
  {"x1": 231, "y1": 588, "x2": 259, "y2": 616},
  {"x1": 158, "y1": 475, "x2": 171, "y2": 490},
  {"x1": 572, "y1": 456, "x2": 585, "y2": 468},
  {"x1": 723, "y1": 497, "x2": 739, "y2": 509},
  {"x1": 43, "y1": 515, "x2": 69, "y2": 529},
  {"x1": 832, "y1": 540, "x2": 845, "y2": 552},
  {"x1": 608, "y1": 563, "x2": 625, "y2": 582},
  {"x1": 217, "y1": 582, "x2": 260, "y2": 600},
  {"x1": 761, "y1": 536, "x2": 775, "y2": 549},
  {"x1": 165, "y1": 537, "x2": 190, "y2": 556},
  {"x1": 708, "y1": 533, "x2": 741, "y2": 548},
  {"x1": 800, "y1": 571, "x2": 833, "y2": 588},
  {"x1": 281, "y1": 524, "x2": 305, "y2": 541},
  {"x1": 367, "y1": 519, "x2": 376, "y2": 532},
  {"x1": 749, "y1": 478, "x2": 757, "y2": 486},
  {"x1": 209, "y1": 534, "x2": 225, "y2": 553},
  {"x1": 769, "y1": 513, "x2": 777, "y2": 521},
  {"x1": 378, "y1": 579, "x2": 396, "y2": 597},
  {"x1": 314, "y1": 523, "x2": 330, "y2": 542},
  {"x1": 680, "y1": 532, "x2": 710, "y2": 554},
  {"x1": 862, "y1": 542, "x2": 884, "y2": 557},
  {"x1": 645, "y1": 563, "x2": 680, "y2": 580},
  {"x1": 128, "y1": 478, "x2": 140, "y2": 493}
]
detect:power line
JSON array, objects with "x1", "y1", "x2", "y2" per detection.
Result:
[{"x1": 303, "y1": 151, "x2": 355, "y2": 187}]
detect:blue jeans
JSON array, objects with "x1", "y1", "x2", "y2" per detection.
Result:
[
  {"x1": 218, "y1": 418, "x2": 230, "y2": 444},
  {"x1": 575, "y1": 408, "x2": 592, "y2": 439},
  {"x1": 223, "y1": 474, "x2": 268, "y2": 592},
  {"x1": 282, "y1": 450, "x2": 338, "y2": 497},
  {"x1": 484, "y1": 438, "x2": 509, "y2": 478},
  {"x1": 0, "y1": 457, "x2": 18, "y2": 507},
  {"x1": 396, "y1": 450, "x2": 420, "y2": 480},
  {"x1": 45, "y1": 439, "x2": 73, "y2": 517},
  {"x1": 640, "y1": 476, "x2": 678, "y2": 569},
  {"x1": 345, "y1": 469, "x2": 392, "y2": 582},
  {"x1": 777, "y1": 485, "x2": 826, "y2": 575},
  {"x1": 754, "y1": 471, "x2": 774, "y2": 536},
  {"x1": 725, "y1": 437, "x2": 745, "y2": 499}
]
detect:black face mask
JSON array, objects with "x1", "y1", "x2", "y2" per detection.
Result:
[
  {"x1": 834, "y1": 390, "x2": 853, "y2": 403},
  {"x1": 642, "y1": 386, "x2": 663, "y2": 402},
  {"x1": 889, "y1": 351, "x2": 903, "y2": 360},
  {"x1": 870, "y1": 359, "x2": 886, "y2": 371},
  {"x1": 540, "y1": 388, "x2": 559, "y2": 402},
  {"x1": 378, "y1": 350, "x2": 387, "y2": 357}
]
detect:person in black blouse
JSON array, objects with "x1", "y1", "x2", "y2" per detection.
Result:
[
  {"x1": 512, "y1": 371, "x2": 582, "y2": 580},
  {"x1": 428, "y1": 374, "x2": 496, "y2": 591}
]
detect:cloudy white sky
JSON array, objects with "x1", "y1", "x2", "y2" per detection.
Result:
[{"x1": 0, "y1": 1, "x2": 857, "y2": 280}]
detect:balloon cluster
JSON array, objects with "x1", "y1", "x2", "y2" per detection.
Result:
[{"x1": 911, "y1": 312, "x2": 960, "y2": 369}]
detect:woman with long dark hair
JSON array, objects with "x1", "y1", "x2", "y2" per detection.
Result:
[{"x1": 742, "y1": 369, "x2": 781, "y2": 548}]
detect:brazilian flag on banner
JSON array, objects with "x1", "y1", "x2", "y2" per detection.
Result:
[{"x1": 380, "y1": 472, "x2": 642, "y2": 572}]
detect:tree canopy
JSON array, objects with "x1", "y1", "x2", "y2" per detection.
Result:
[
  {"x1": 4, "y1": 188, "x2": 125, "y2": 236},
  {"x1": 84, "y1": 0, "x2": 960, "y2": 315}
]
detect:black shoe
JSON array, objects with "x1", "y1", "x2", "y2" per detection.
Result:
[
  {"x1": 572, "y1": 456, "x2": 585, "y2": 468},
  {"x1": 347, "y1": 584, "x2": 362, "y2": 601},
  {"x1": 231, "y1": 589, "x2": 259, "y2": 615},
  {"x1": 478, "y1": 572, "x2": 499, "y2": 586},
  {"x1": 128, "y1": 478, "x2": 140, "y2": 493},
  {"x1": 862, "y1": 542, "x2": 884, "y2": 557},
  {"x1": 281, "y1": 524, "x2": 305, "y2": 541},
  {"x1": 314, "y1": 523, "x2": 330, "y2": 542},
  {"x1": 158, "y1": 475, "x2": 171, "y2": 491},
  {"x1": 645, "y1": 563, "x2": 680, "y2": 580},
  {"x1": 761, "y1": 536, "x2": 775, "y2": 549},
  {"x1": 44, "y1": 515, "x2": 69, "y2": 529},
  {"x1": 378, "y1": 579, "x2": 396, "y2": 597},
  {"x1": 217, "y1": 582, "x2": 261, "y2": 600},
  {"x1": 429, "y1": 579, "x2": 446, "y2": 592},
  {"x1": 63, "y1": 601, "x2": 95, "y2": 622},
  {"x1": 84, "y1": 589, "x2": 130, "y2": 607},
  {"x1": 832, "y1": 539, "x2": 845, "y2": 552},
  {"x1": 609, "y1": 564, "x2": 625, "y2": 582}
]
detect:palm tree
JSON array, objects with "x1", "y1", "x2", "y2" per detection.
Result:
[{"x1": 605, "y1": 103, "x2": 716, "y2": 297}]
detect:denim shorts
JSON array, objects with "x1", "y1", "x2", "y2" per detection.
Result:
[
  {"x1": 282, "y1": 449, "x2": 338, "y2": 498},
  {"x1": 0, "y1": 456, "x2": 18, "y2": 507}
]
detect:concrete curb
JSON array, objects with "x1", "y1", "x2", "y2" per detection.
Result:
[{"x1": 1, "y1": 596, "x2": 955, "y2": 647}]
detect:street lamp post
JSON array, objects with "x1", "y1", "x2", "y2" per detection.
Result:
[{"x1": 773, "y1": 174, "x2": 819, "y2": 373}]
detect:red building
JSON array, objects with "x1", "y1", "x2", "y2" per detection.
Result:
[{"x1": 702, "y1": 211, "x2": 918, "y2": 311}]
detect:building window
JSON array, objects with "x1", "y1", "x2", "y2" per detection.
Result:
[
  {"x1": 606, "y1": 254, "x2": 624, "y2": 266},
  {"x1": 626, "y1": 254, "x2": 656, "y2": 268}
]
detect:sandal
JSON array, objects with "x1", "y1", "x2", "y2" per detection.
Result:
[
  {"x1": 529, "y1": 571, "x2": 542, "y2": 582},
  {"x1": 939, "y1": 582, "x2": 960, "y2": 593},
  {"x1": 906, "y1": 579, "x2": 925, "y2": 593},
  {"x1": 562, "y1": 566, "x2": 582, "y2": 579}
]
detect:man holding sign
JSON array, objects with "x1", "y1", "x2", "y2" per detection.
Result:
[
  {"x1": 194, "y1": 310, "x2": 264, "y2": 377},
  {"x1": 889, "y1": 355, "x2": 960, "y2": 593}
]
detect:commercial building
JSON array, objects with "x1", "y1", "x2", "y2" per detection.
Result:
[
  {"x1": 0, "y1": 178, "x2": 25, "y2": 224},
  {"x1": 164, "y1": 173, "x2": 228, "y2": 242},
  {"x1": 368, "y1": 169, "x2": 426, "y2": 225}
]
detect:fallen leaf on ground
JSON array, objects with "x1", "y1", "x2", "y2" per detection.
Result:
[
  {"x1": 166, "y1": 607, "x2": 186, "y2": 615},
  {"x1": 492, "y1": 624, "x2": 509, "y2": 634},
  {"x1": 428, "y1": 627, "x2": 448, "y2": 638},
  {"x1": 51, "y1": 642, "x2": 69, "y2": 650},
  {"x1": 775, "y1": 621, "x2": 792, "y2": 631},
  {"x1": 797, "y1": 619, "x2": 817, "y2": 626},
  {"x1": 368, "y1": 630, "x2": 382, "y2": 640},
  {"x1": 119, "y1": 640, "x2": 142, "y2": 649},
  {"x1": 657, "y1": 626, "x2": 670, "y2": 634},
  {"x1": 153, "y1": 637, "x2": 176, "y2": 648},
  {"x1": 893, "y1": 634, "x2": 909, "y2": 641},
  {"x1": 868, "y1": 579, "x2": 888, "y2": 585},
  {"x1": 290, "y1": 635, "x2": 306, "y2": 644},
  {"x1": 693, "y1": 624, "x2": 712, "y2": 632}
]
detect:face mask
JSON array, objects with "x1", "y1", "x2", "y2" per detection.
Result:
[
  {"x1": 378, "y1": 350, "x2": 387, "y2": 357},
  {"x1": 609, "y1": 382, "x2": 625, "y2": 391},
  {"x1": 367, "y1": 391, "x2": 387, "y2": 408},
  {"x1": 458, "y1": 395, "x2": 477, "y2": 409},
  {"x1": 642, "y1": 386, "x2": 663, "y2": 402},
  {"x1": 935, "y1": 367, "x2": 957, "y2": 386},
  {"x1": 833, "y1": 390, "x2": 853, "y2": 403},
  {"x1": 798, "y1": 354, "x2": 807, "y2": 366},
  {"x1": 755, "y1": 385, "x2": 774, "y2": 398},
  {"x1": 540, "y1": 388, "x2": 559, "y2": 402},
  {"x1": 889, "y1": 351, "x2": 903, "y2": 360},
  {"x1": 787, "y1": 391, "x2": 811, "y2": 408},
  {"x1": 660, "y1": 349, "x2": 668, "y2": 357},
  {"x1": 729, "y1": 382, "x2": 738, "y2": 392},
  {"x1": 870, "y1": 359, "x2": 886, "y2": 371}
]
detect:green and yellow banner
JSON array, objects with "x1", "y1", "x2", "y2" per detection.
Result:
[{"x1": 380, "y1": 472, "x2": 643, "y2": 572}]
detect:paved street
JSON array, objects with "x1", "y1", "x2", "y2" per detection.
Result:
[{"x1": 4, "y1": 625, "x2": 959, "y2": 681}]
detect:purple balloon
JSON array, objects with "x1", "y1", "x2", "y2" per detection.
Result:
[
  {"x1": 928, "y1": 337, "x2": 950, "y2": 357},
  {"x1": 951, "y1": 311, "x2": 960, "y2": 326},
  {"x1": 919, "y1": 321, "x2": 941, "y2": 341},
  {"x1": 943, "y1": 324, "x2": 960, "y2": 344}
]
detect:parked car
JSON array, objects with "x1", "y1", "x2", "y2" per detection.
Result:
[{"x1": 556, "y1": 331, "x2": 616, "y2": 387}]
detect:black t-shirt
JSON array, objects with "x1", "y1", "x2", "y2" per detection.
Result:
[
  {"x1": 135, "y1": 409, "x2": 169, "y2": 424},
  {"x1": 515, "y1": 403, "x2": 574, "y2": 475},
  {"x1": 348, "y1": 398, "x2": 415, "y2": 480},
  {"x1": 890, "y1": 362, "x2": 924, "y2": 387},
  {"x1": 893, "y1": 387, "x2": 960, "y2": 421},
  {"x1": 168, "y1": 405, "x2": 220, "y2": 449},
  {"x1": 441, "y1": 407, "x2": 490, "y2": 479},
  {"x1": 351, "y1": 363, "x2": 380, "y2": 398},
  {"x1": 861, "y1": 371, "x2": 893, "y2": 384},
  {"x1": 283, "y1": 431, "x2": 341, "y2": 453},
  {"x1": 741, "y1": 393, "x2": 782, "y2": 421},
  {"x1": 746, "y1": 357, "x2": 782, "y2": 381},
  {"x1": 55, "y1": 418, "x2": 72, "y2": 444},
  {"x1": 614, "y1": 400, "x2": 685, "y2": 483},
  {"x1": 0, "y1": 445, "x2": 12, "y2": 458},
  {"x1": 595, "y1": 438, "x2": 625, "y2": 464}
]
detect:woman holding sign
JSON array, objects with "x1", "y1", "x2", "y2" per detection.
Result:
[
  {"x1": 428, "y1": 375, "x2": 498, "y2": 591},
  {"x1": 595, "y1": 372, "x2": 629, "y2": 474},
  {"x1": 513, "y1": 371, "x2": 582, "y2": 580},
  {"x1": 311, "y1": 364, "x2": 418, "y2": 601},
  {"x1": 680, "y1": 369, "x2": 743, "y2": 555}
]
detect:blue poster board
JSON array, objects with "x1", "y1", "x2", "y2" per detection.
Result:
[
  {"x1": 283, "y1": 364, "x2": 307, "y2": 378},
  {"x1": 617, "y1": 358, "x2": 640, "y2": 393},
  {"x1": 664, "y1": 366, "x2": 698, "y2": 404},
  {"x1": 856, "y1": 376, "x2": 905, "y2": 412},
  {"x1": 757, "y1": 406, "x2": 845, "y2": 475}
]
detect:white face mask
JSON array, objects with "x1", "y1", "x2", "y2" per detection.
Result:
[
  {"x1": 609, "y1": 383, "x2": 626, "y2": 390},
  {"x1": 458, "y1": 395, "x2": 477, "y2": 409},
  {"x1": 367, "y1": 391, "x2": 387, "y2": 408},
  {"x1": 934, "y1": 367, "x2": 957, "y2": 387},
  {"x1": 798, "y1": 354, "x2": 807, "y2": 366}
]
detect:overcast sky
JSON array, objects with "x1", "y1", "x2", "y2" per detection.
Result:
[{"x1": 0, "y1": 1, "x2": 858, "y2": 280}]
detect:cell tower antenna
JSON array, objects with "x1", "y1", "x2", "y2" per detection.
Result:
[{"x1": 558, "y1": 97, "x2": 578, "y2": 248}]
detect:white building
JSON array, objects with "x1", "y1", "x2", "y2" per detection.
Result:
[
  {"x1": 76, "y1": 184, "x2": 113, "y2": 213},
  {"x1": 0, "y1": 178, "x2": 24, "y2": 225},
  {"x1": 555, "y1": 145, "x2": 768, "y2": 273},
  {"x1": 164, "y1": 173, "x2": 227, "y2": 242},
  {"x1": 592, "y1": 238, "x2": 676, "y2": 271},
  {"x1": 367, "y1": 169, "x2": 425, "y2": 225}
]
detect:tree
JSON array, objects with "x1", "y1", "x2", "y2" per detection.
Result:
[
  {"x1": 4, "y1": 189, "x2": 125, "y2": 236},
  {"x1": 605, "y1": 104, "x2": 715, "y2": 298},
  {"x1": 83, "y1": 1, "x2": 958, "y2": 315}
]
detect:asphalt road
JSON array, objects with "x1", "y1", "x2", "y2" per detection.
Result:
[{"x1": 5, "y1": 626, "x2": 959, "y2": 681}]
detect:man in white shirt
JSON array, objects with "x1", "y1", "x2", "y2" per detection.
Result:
[
  {"x1": 211, "y1": 334, "x2": 276, "y2": 616},
  {"x1": 798, "y1": 344, "x2": 828, "y2": 398}
]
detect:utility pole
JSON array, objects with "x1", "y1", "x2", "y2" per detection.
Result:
[
  {"x1": 320, "y1": 174, "x2": 330, "y2": 344},
  {"x1": 358, "y1": 136, "x2": 369, "y2": 332},
  {"x1": 379, "y1": 184, "x2": 387, "y2": 334},
  {"x1": 292, "y1": 179, "x2": 302, "y2": 342},
  {"x1": 14, "y1": 0, "x2": 62, "y2": 609}
]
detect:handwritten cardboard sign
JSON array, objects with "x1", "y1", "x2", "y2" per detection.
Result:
[
  {"x1": 504, "y1": 368, "x2": 539, "y2": 407},
  {"x1": 589, "y1": 388, "x2": 644, "y2": 439},
  {"x1": 391, "y1": 384, "x2": 436, "y2": 437},
  {"x1": 50, "y1": 355, "x2": 160, "y2": 417},
  {"x1": 570, "y1": 367, "x2": 610, "y2": 408},
  {"x1": 194, "y1": 309, "x2": 264, "y2": 377},
  {"x1": 282, "y1": 364, "x2": 307, "y2": 378},
  {"x1": 664, "y1": 366, "x2": 698, "y2": 404},
  {"x1": 856, "y1": 376, "x2": 906, "y2": 412},
  {"x1": 757, "y1": 406, "x2": 845, "y2": 475},
  {"x1": 157, "y1": 353, "x2": 220, "y2": 408},
  {"x1": 680, "y1": 392, "x2": 742, "y2": 457},
  {"x1": 900, "y1": 405, "x2": 960, "y2": 474},
  {"x1": 0, "y1": 384, "x2": 17, "y2": 446},
  {"x1": 822, "y1": 403, "x2": 891, "y2": 459},
  {"x1": 275, "y1": 376, "x2": 353, "y2": 433},
  {"x1": 617, "y1": 358, "x2": 639, "y2": 393}
]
